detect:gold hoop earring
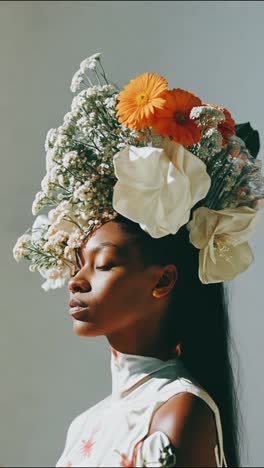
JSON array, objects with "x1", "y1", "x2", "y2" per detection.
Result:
[{"x1": 152, "y1": 289, "x2": 159, "y2": 298}]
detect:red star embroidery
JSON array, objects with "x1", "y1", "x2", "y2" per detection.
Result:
[
  {"x1": 80, "y1": 425, "x2": 100, "y2": 458},
  {"x1": 80, "y1": 436, "x2": 96, "y2": 457}
]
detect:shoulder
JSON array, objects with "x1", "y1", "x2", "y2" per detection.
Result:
[{"x1": 149, "y1": 392, "x2": 218, "y2": 466}]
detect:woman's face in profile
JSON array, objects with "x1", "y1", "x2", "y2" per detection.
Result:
[{"x1": 67, "y1": 221, "x2": 164, "y2": 338}]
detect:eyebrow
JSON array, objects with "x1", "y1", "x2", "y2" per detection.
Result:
[{"x1": 76, "y1": 242, "x2": 128, "y2": 267}]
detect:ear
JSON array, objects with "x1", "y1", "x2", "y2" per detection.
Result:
[{"x1": 152, "y1": 264, "x2": 178, "y2": 298}]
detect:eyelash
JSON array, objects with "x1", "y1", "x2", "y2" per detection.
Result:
[{"x1": 96, "y1": 264, "x2": 114, "y2": 271}]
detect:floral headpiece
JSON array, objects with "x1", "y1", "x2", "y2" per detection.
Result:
[{"x1": 13, "y1": 53, "x2": 264, "y2": 290}]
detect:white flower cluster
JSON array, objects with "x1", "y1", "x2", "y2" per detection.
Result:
[
  {"x1": 13, "y1": 53, "x2": 151, "y2": 290},
  {"x1": 189, "y1": 127, "x2": 223, "y2": 162},
  {"x1": 13, "y1": 234, "x2": 32, "y2": 262},
  {"x1": 71, "y1": 53, "x2": 101, "y2": 92},
  {"x1": 190, "y1": 105, "x2": 225, "y2": 129},
  {"x1": 188, "y1": 106, "x2": 225, "y2": 162}
]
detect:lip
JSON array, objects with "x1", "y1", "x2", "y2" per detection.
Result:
[
  {"x1": 68, "y1": 298, "x2": 91, "y2": 321},
  {"x1": 69, "y1": 306, "x2": 90, "y2": 321},
  {"x1": 69, "y1": 305, "x2": 89, "y2": 314},
  {"x1": 69, "y1": 298, "x2": 88, "y2": 308}
]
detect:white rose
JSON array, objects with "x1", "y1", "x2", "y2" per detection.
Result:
[{"x1": 112, "y1": 139, "x2": 211, "y2": 238}]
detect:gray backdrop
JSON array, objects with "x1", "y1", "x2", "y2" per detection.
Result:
[{"x1": 1, "y1": 1, "x2": 263, "y2": 466}]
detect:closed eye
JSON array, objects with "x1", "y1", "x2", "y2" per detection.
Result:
[{"x1": 96, "y1": 264, "x2": 115, "y2": 270}]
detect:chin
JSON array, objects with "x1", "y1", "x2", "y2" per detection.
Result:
[{"x1": 72, "y1": 319, "x2": 100, "y2": 337}]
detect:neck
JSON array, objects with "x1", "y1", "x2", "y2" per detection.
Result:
[
  {"x1": 105, "y1": 311, "x2": 181, "y2": 361},
  {"x1": 106, "y1": 338, "x2": 180, "y2": 361}
]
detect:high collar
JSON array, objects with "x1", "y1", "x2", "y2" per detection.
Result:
[{"x1": 110, "y1": 346, "x2": 187, "y2": 402}]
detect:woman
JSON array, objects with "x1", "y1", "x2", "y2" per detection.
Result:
[
  {"x1": 54, "y1": 213, "x2": 237, "y2": 467},
  {"x1": 13, "y1": 53, "x2": 263, "y2": 467}
]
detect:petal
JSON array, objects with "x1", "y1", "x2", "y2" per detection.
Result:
[
  {"x1": 188, "y1": 208, "x2": 218, "y2": 249},
  {"x1": 162, "y1": 139, "x2": 211, "y2": 206},
  {"x1": 113, "y1": 182, "x2": 163, "y2": 236},
  {"x1": 199, "y1": 242, "x2": 254, "y2": 283},
  {"x1": 214, "y1": 206, "x2": 261, "y2": 244},
  {"x1": 113, "y1": 146, "x2": 165, "y2": 191}
]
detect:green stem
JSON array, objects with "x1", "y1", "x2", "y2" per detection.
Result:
[
  {"x1": 52, "y1": 182, "x2": 72, "y2": 194},
  {"x1": 94, "y1": 69, "x2": 103, "y2": 86},
  {"x1": 53, "y1": 159, "x2": 84, "y2": 183},
  {"x1": 206, "y1": 162, "x2": 235, "y2": 208},
  {"x1": 62, "y1": 216, "x2": 84, "y2": 230},
  {"x1": 83, "y1": 73, "x2": 94, "y2": 87},
  {"x1": 27, "y1": 246, "x2": 57, "y2": 260},
  {"x1": 97, "y1": 59, "x2": 109, "y2": 85}
]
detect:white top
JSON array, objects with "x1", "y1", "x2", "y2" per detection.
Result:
[{"x1": 56, "y1": 347, "x2": 228, "y2": 467}]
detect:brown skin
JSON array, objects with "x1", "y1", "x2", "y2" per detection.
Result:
[
  {"x1": 149, "y1": 393, "x2": 218, "y2": 467},
  {"x1": 68, "y1": 220, "x2": 178, "y2": 360},
  {"x1": 68, "y1": 220, "x2": 218, "y2": 466}
]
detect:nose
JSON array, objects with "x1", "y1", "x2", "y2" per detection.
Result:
[{"x1": 68, "y1": 268, "x2": 92, "y2": 294}]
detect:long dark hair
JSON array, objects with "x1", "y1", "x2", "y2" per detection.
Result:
[{"x1": 112, "y1": 213, "x2": 243, "y2": 467}]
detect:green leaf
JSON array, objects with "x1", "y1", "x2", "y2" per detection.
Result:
[{"x1": 235, "y1": 122, "x2": 260, "y2": 158}]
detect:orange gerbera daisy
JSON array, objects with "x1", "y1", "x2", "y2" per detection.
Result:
[
  {"x1": 151, "y1": 88, "x2": 202, "y2": 146},
  {"x1": 116, "y1": 72, "x2": 168, "y2": 130},
  {"x1": 209, "y1": 104, "x2": 236, "y2": 143}
]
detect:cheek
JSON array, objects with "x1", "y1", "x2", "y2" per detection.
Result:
[
  {"x1": 71, "y1": 272, "x2": 153, "y2": 337},
  {"x1": 93, "y1": 272, "x2": 150, "y2": 317}
]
